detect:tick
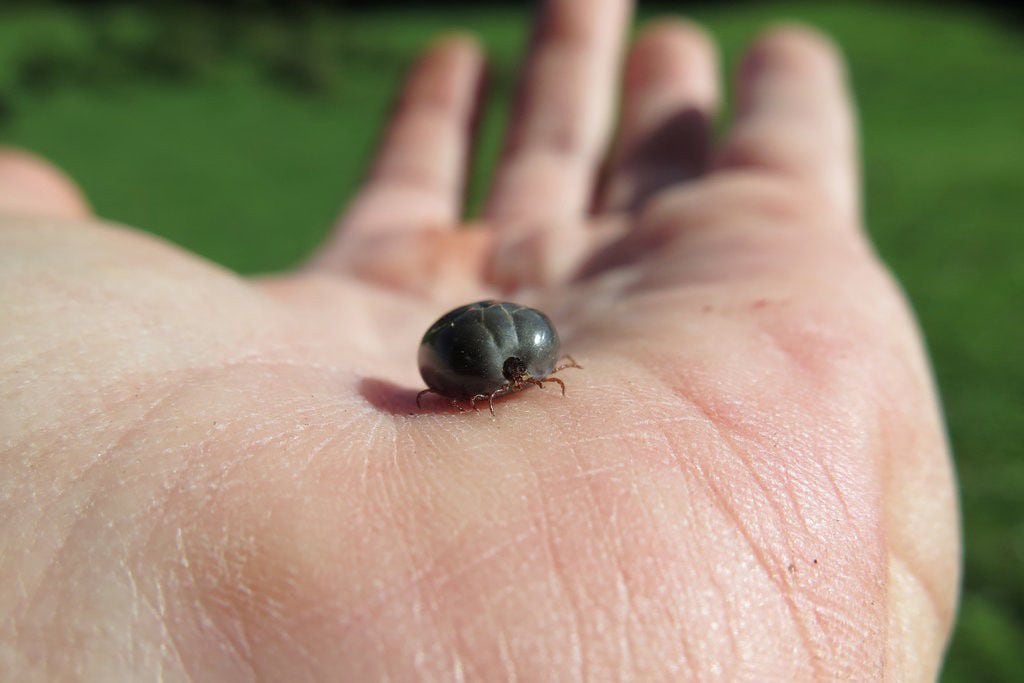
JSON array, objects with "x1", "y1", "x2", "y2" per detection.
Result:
[{"x1": 416, "y1": 300, "x2": 581, "y2": 415}]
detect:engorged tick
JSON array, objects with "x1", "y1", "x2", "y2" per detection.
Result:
[{"x1": 416, "y1": 300, "x2": 582, "y2": 415}]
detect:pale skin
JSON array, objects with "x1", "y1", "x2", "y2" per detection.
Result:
[{"x1": 0, "y1": 0, "x2": 959, "y2": 679}]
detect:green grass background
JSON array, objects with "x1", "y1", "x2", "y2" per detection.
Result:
[{"x1": 1, "y1": 1, "x2": 1020, "y2": 678}]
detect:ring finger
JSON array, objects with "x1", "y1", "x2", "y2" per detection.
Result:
[{"x1": 598, "y1": 19, "x2": 718, "y2": 213}]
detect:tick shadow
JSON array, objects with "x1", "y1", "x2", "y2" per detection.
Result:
[{"x1": 358, "y1": 377, "x2": 456, "y2": 416}]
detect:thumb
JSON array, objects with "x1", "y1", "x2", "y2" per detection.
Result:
[{"x1": 0, "y1": 148, "x2": 91, "y2": 220}]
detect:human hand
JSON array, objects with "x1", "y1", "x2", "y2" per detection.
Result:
[{"x1": 1, "y1": 0, "x2": 958, "y2": 679}]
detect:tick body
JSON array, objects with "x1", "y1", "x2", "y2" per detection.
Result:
[{"x1": 417, "y1": 300, "x2": 581, "y2": 415}]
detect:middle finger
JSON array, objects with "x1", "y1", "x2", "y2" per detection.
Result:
[{"x1": 485, "y1": 0, "x2": 633, "y2": 288}]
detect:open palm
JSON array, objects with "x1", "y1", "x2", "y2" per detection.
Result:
[{"x1": 1, "y1": 1, "x2": 958, "y2": 679}]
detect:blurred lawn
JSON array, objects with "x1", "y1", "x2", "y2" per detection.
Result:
[{"x1": 1, "y1": 1, "x2": 1021, "y2": 679}]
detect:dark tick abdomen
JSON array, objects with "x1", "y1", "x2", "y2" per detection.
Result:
[{"x1": 418, "y1": 301, "x2": 561, "y2": 399}]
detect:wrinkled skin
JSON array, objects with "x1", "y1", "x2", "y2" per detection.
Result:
[{"x1": 0, "y1": 1, "x2": 959, "y2": 680}]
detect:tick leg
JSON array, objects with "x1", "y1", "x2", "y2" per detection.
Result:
[
  {"x1": 468, "y1": 395, "x2": 482, "y2": 412},
  {"x1": 528, "y1": 378, "x2": 546, "y2": 390},
  {"x1": 416, "y1": 388, "x2": 437, "y2": 408},
  {"x1": 487, "y1": 390, "x2": 500, "y2": 416},
  {"x1": 542, "y1": 377, "x2": 566, "y2": 396},
  {"x1": 552, "y1": 354, "x2": 583, "y2": 373}
]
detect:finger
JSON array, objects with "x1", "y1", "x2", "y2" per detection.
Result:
[
  {"x1": 599, "y1": 19, "x2": 718, "y2": 213},
  {"x1": 485, "y1": 0, "x2": 633, "y2": 287},
  {"x1": 0, "y1": 148, "x2": 90, "y2": 220},
  {"x1": 716, "y1": 25, "x2": 859, "y2": 224},
  {"x1": 311, "y1": 35, "x2": 484, "y2": 270}
]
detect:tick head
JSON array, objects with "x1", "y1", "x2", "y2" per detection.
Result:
[{"x1": 502, "y1": 356, "x2": 529, "y2": 384}]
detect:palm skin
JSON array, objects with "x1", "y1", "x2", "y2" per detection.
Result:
[{"x1": 1, "y1": 2, "x2": 958, "y2": 681}]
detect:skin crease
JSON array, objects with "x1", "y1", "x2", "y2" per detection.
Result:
[{"x1": 0, "y1": 1, "x2": 959, "y2": 680}]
